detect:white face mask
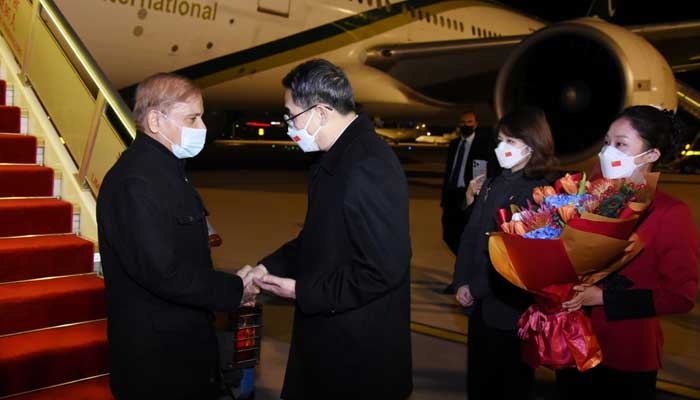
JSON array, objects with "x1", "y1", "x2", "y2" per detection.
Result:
[
  {"x1": 598, "y1": 145, "x2": 651, "y2": 179},
  {"x1": 159, "y1": 112, "x2": 207, "y2": 159},
  {"x1": 287, "y1": 108, "x2": 322, "y2": 152},
  {"x1": 495, "y1": 140, "x2": 531, "y2": 169}
]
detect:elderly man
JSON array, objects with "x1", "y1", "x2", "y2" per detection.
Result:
[
  {"x1": 246, "y1": 59, "x2": 413, "y2": 399},
  {"x1": 97, "y1": 73, "x2": 253, "y2": 399}
]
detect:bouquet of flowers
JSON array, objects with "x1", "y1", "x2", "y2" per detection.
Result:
[{"x1": 490, "y1": 172, "x2": 658, "y2": 371}]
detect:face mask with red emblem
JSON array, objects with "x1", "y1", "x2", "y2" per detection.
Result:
[
  {"x1": 286, "y1": 108, "x2": 322, "y2": 152},
  {"x1": 598, "y1": 145, "x2": 652, "y2": 179},
  {"x1": 495, "y1": 140, "x2": 531, "y2": 169}
]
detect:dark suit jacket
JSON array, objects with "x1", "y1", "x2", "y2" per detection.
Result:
[
  {"x1": 591, "y1": 191, "x2": 698, "y2": 371},
  {"x1": 97, "y1": 133, "x2": 243, "y2": 400},
  {"x1": 441, "y1": 126, "x2": 498, "y2": 214},
  {"x1": 454, "y1": 170, "x2": 546, "y2": 331},
  {"x1": 260, "y1": 114, "x2": 413, "y2": 399}
]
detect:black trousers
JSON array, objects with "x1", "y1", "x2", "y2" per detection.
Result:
[
  {"x1": 441, "y1": 206, "x2": 468, "y2": 256},
  {"x1": 556, "y1": 366, "x2": 657, "y2": 400},
  {"x1": 467, "y1": 305, "x2": 534, "y2": 400}
]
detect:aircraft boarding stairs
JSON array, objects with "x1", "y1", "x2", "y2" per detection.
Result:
[{"x1": 0, "y1": 80, "x2": 111, "y2": 397}]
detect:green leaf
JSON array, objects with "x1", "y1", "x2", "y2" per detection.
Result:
[{"x1": 578, "y1": 172, "x2": 587, "y2": 195}]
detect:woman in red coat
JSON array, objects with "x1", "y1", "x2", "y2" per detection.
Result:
[{"x1": 556, "y1": 105, "x2": 699, "y2": 400}]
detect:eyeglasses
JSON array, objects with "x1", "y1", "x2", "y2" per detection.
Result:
[{"x1": 283, "y1": 104, "x2": 318, "y2": 126}]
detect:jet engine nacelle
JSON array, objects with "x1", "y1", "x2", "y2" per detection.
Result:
[{"x1": 495, "y1": 17, "x2": 677, "y2": 163}]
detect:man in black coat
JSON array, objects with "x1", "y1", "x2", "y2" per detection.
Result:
[
  {"x1": 97, "y1": 73, "x2": 252, "y2": 400},
  {"x1": 441, "y1": 111, "x2": 497, "y2": 293},
  {"x1": 248, "y1": 59, "x2": 413, "y2": 399}
]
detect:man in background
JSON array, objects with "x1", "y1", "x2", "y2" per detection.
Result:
[{"x1": 441, "y1": 110, "x2": 497, "y2": 294}]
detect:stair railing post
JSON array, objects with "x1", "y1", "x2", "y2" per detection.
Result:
[
  {"x1": 18, "y1": 0, "x2": 41, "y2": 86},
  {"x1": 78, "y1": 92, "x2": 106, "y2": 191}
]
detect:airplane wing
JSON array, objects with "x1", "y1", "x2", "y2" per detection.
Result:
[
  {"x1": 627, "y1": 21, "x2": 700, "y2": 72},
  {"x1": 363, "y1": 19, "x2": 700, "y2": 104},
  {"x1": 364, "y1": 35, "x2": 526, "y2": 104}
]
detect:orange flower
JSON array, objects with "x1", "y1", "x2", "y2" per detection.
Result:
[
  {"x1": 543, "y1": 186, "x2": 557, "y2": 197},
  {"x1": 502, "y1": 220, "x2": 527, "y2": 235},
  {"x1": 558, "y1": 205, "x2": 579, "y2": 223},
  {"x1": 559, "y1": 173, "x2": 579, "y2": 195},
  {"x1": 532, "y1": 187, "x2": 545, "y2": 205}
]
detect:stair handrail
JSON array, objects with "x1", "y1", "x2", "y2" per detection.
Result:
[
  {"x1": 1, "y1": 0, "x2": 135, "y2": 198},
  {"x1": 32, "y1": 0, "x2": 135, "y2": 142}
]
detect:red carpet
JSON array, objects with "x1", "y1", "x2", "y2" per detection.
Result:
[
  {"x1": 0, "y1": 104, "x2": 111, "y2": 396},
  {"x1": 0, "y1": 165, "x2": 53, "y2": 197},
  {"x1": 0, "y1": 198, "x2": 73, "y2": 236},
  {"x1": 0, "y1": 134, "x2": 36, "y2": 163},
  {"x1": 0, "y1": 275, "x2": 106, "y2": 335},
  {"x1": 11, "y1": 375, "x2": 113, "y2": 400},
  {"x1": 0, "y1": 234, "x2": 94, "y2": 282},
  {"x1": 0, "y1": 105, "x2": 21, "y2": 133},
  {"x1": 0, "y1": 320, "x2": 108, "y2": 396}
]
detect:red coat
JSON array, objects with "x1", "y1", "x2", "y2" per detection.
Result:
[{"x1": 590, "y1": 191, "x2": 698, "y2": 371}]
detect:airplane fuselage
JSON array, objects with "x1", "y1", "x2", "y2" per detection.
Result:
[{"x1": 57, "y1": 1, "x2": 544, "y2": 118}]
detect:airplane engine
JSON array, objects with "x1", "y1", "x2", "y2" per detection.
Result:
[{"x1": 494, "y1": 17, "x2": 677, "y2": 163}]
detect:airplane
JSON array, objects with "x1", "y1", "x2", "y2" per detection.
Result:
[{"x1": 54, "y1": 0, "x2": 700, "y2": 163}]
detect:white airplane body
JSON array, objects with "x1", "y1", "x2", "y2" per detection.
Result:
[
  {"x1": 58, "y1": 1, "x2": 541, "y2": 115},
  {"x1": 55, "y1": 0, "x2": 700, "y2": 159}
]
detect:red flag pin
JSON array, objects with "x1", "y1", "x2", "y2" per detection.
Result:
[
  {"x1": 505, "y1": 151, "x2": 513, "y2": 157},
  {"x1": 611, "y1": 160, "x2": 622, "y2": 167},
  {"x1": 293, "y1": 136, "x2": 301, "y2": 142}
]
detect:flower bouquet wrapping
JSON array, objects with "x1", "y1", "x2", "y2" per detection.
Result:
[{"x1": 489, "y1": 172, "x2": 659, "y2": 371}]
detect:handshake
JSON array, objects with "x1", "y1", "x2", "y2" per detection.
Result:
[{"x1": 235, "y1": 264, "x2": 296, "y2": 306}]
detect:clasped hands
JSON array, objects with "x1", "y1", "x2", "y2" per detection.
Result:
[{"x1": 235, "y1": 264, "x2": 296, "y2": 306}]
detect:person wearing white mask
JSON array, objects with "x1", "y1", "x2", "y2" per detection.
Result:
[
  {"x1": 557, "y1": 105, "x2": 697, "y2": 400},
  {"x1": 453, "y1": 106, "x2": 558, "y2": 400},
  {"x1": 242, "y1": 59, "x2": 413, "y2": 399},
  {"x1": 96, "y1": 73, "x2": 256, "y2": 399}
]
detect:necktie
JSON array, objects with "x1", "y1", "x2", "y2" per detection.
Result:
[{"x1": 450, "y1": 138, "x2": 466, "y2": 187}]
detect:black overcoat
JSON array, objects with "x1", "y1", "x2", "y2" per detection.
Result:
[
  {"x1": 260, "y1": 114, "x2": 413, "y2": 399},
  {"x1": 97, "y1": 133, "x2": 243, "y2": 400}
]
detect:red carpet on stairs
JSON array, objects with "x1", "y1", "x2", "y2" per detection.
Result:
[
  {"x1": 0, "y1": 105, "x2": 21, "y2": 133},
  {"x1": 0, "y1": 234, "x2": 94, "y2": 282},
  {"x1": 0, "y1": 99, "x2": 111, "y2": 397},
  {"x1": 0, "y1": 165, "x2": 53, "y2": 197},
  {"x1": 0, "y1": 275, "x2": 106, "y2": 335},
  {"x1": 0, "y1": 198, "x2": 73, "y2": 236},
  {"x1": 0, "y1": 320, "x2": 109, "y2": 396},
  {"x1": 0, "y1": 134, "x2": 36, "y2": 163}
]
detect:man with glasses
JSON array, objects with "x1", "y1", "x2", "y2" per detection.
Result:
[{"x1": 243, "y1": 59, "x2": 413, "y2": 399}]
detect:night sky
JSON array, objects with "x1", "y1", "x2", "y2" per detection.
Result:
[{"x1": 499, "y1": 0, "x2": 700, "y2": 25}]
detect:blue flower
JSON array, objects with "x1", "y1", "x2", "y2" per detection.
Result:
[
  {"x1": 523, "y1": 226, "x2": 562, "y2": 239},
  {"x1": 543, "y1": 194, "x2": 594, "y2": 210}
]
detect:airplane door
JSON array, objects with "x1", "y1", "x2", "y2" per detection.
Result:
[{"x1": 258, "y1": 0, "x2": 290, "y2": 18}]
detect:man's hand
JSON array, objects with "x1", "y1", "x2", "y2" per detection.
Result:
[
  {"x1": 254, "y1": 274, "x2": 296, "y2": 300},
  {"x1": 236, "y1": 265, "x2": 263, "y2": 306},
  {"x1": 455, "y1": 285, "x2": 474, "y2": 307},
  {"x1": 562, "y1": 284, "x2": 603, "y2": 312}
]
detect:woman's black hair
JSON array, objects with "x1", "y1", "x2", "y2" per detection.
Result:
[
  {"x1": 616, "y1": 105, "x2": 685, "y2": 165},
  {"x1": 496, "y1": 106, "x2": 558, "y2": 179}
]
